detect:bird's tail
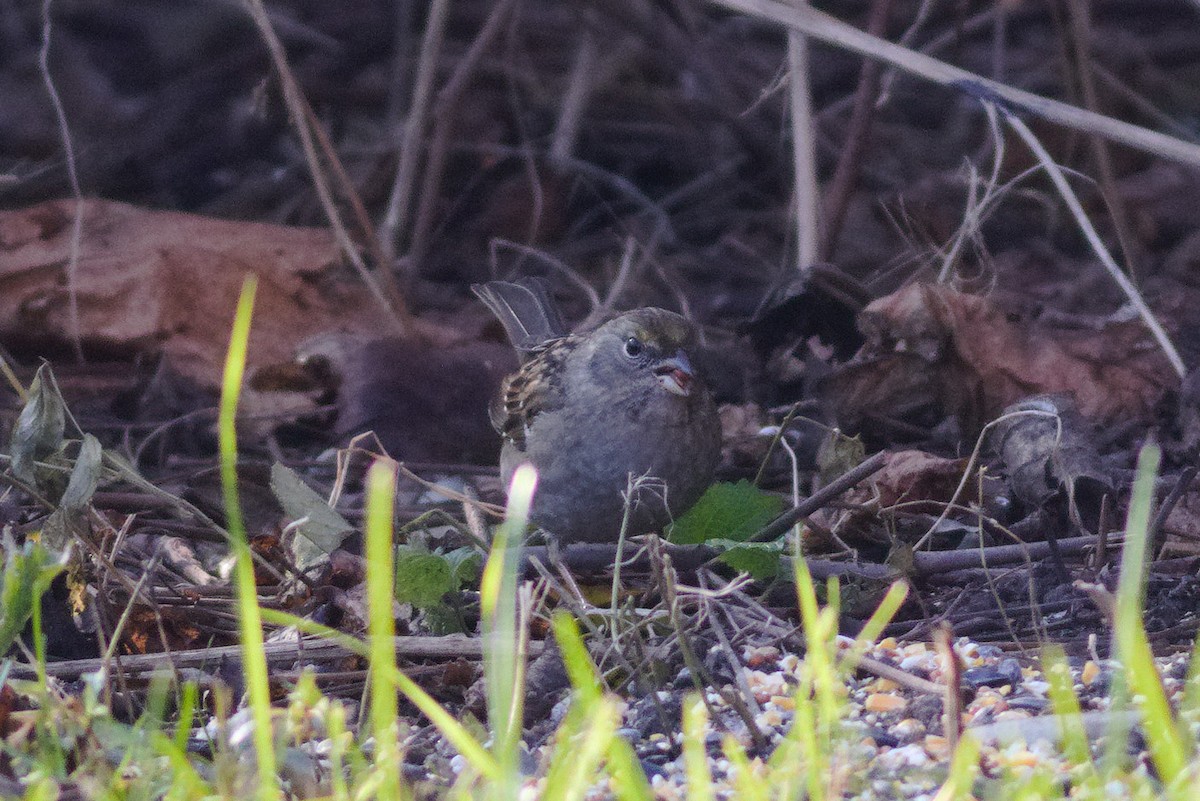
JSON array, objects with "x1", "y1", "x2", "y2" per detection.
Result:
[{"x1": 471, "y1": 278, "x2": 567, "y2": 355}]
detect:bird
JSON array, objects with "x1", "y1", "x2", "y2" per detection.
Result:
[{"x1": 473, "y1": 279, "x2": 721, "y2": 544}]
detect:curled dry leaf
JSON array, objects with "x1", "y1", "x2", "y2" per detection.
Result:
[
  {"x1": 990, "y1": 395, "x2": 1112, "y2": 523},
  {"x1": 0, "y1": 199, "x2": 393, "y2": 389},
  {"x1": 821, "y1": 284, "x2": 1174, "y2": 433},
  {"x1": 808, "y1": 449, "x2": 995, "y2": 548},
  {"x1": 868, "y1": 449, "x2": 984, "y2": 510}
]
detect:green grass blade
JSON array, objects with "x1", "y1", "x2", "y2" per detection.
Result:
[
  {"x1": 480, "y1": 464, "x2": 536, "y2": 798},
  {"x1": 541, "y1": 697, "x2": 619, "y2": 801},
  {"x1": 838, "y1": 580, "x2": 907, "y2": 673},
  {"x1": 606, "y1": 737, "x2": 654, "y2": 801},
  {"x1": 217, "y1": 275, "x2": 278, "y2": 799},
  {"x1": 722, "y1": 735, "x2": 767, "y2": 801},
  {"x1": 1042, "y1": 645, "x2": 1099, "y2": 794},
  {"x1": 931, "y1": 733, "x2": 979, "y2": 801},
  {"x1": 550, "y1": 612, "x2": 601, "y2": 704},
  {"x1": 364, "y1": 459, "x2": 402, "y2": 799},
  {"x1": 1114, "y1": 443, "x2": 1186, "y2": 786},
  {"x1": 682, "y1": 695, "x2": 715, "y2": 801},
  {"x1": 260, "y1": 609, "x2": 498, "y2": 779},
  {"x1": 326, "y1": 699, "x2": 351, "y2": 801},
  {"x1": 173, "y1": 681, "x2": 198, "y2": 755}
]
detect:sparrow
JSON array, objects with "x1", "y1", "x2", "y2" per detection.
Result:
[{"x1": 473, "y1": 279, "x2": 721, "y2": 543}]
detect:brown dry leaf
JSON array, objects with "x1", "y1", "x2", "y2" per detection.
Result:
[
  {"x1": 869, "y1": 449, "x2": 978, "y2": 509},
  {"x1": 815, "y1": 449, "x2": 976, "y2": 520},
  {"x1": 809, "y1": 449, "x2": 993, "y2": 549},
  {"x1": 719, "y1": 402, "x2": 769, "y2": 468},
  {"x1": 823, "y1": 284, "x2": 1173, "y2": 431},
  {"x1": 0, "y1": 199, "x2": 394, "y2": 389}
]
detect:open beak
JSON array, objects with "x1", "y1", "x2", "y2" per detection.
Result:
[{"x1": 654, "y1": 350, "x2": 695, "y2": 397}]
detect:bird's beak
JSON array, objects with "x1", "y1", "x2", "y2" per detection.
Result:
[{"x1": 654, "y1": 350, "x2": 695, "y2": 397}]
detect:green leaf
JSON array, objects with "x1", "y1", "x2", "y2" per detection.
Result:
[
  {"x1": 444, "y1": 547, "x2": 482, "y2": 590},
  {"x1": 667, "y1": 481, "x2": 785, "y2": 545},
  {"x1": 42, "y1": 435, "x2": 106, "y2": 552},
  {"x1": 60, "y1": 434, "x2": 103, "y2": 513},
  {"x1": 708, "y1": 538, "x2": 784, "y2": 580},
  {"x1": 8, "y1": 364, "x2": 65, "y2": 485},
  {"x1": 423, "y1": 605, "x2": 466, "y2": 635},
  {"x1": 394, "y1": 547, "x2": 454, "y2": 609},
  {"x1": 269, "y1": 462, "x2": 353, "y2": 571}
]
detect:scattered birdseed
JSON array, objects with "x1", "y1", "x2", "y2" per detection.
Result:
[{"x1": 228, "y1": 632, "x2": 1187, "y2": 800}]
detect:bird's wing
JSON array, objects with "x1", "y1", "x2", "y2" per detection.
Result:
[{"x1": 490, "y1": 336, "x2": 573, "y2": 449}]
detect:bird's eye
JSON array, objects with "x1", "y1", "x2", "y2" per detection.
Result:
[{"x1": 623, "y1": 337, "x2": 644, "y2": 359}]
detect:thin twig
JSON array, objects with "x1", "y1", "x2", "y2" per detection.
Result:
[
  {"x1": 38, "y1": 0, "x2": 84, "y2": 364},
  {"x1": 820, "y1": 0, "x2": 893, "y2": 261},
  {"x1": 298, "y1": 101, "x2": 395, "y2": 290},
  {"x1": 1150, "y1": 466, "x2": 1196, "y2": 557},
  {"x1": 406, "y1": 0, "x2": 522, "y2": 273},
  {"x1": 1064, "y1": 0, "x2": 1140, "y2": 279},
  {"x1": 751, "y1": 450, "x2": 888, "y2": 543},
  {"x1": 550, "y1": 20, "x2": 600, "y2": 164},
  {"x1": 787, "y1": 2, "x2": 820, "y2": 270},
  {"x1": 1002, "y1": 108, "x2": 1186, "y2": 378},
  {"x1": 380, "y1": 0, "x2": 451, "y2": 265},
  {"x1": 241, "y1": 0, "x2": 402, "y2": 325},
  {"x1": 709, "y1": 0, "x2": 1200, "y2": 170}
]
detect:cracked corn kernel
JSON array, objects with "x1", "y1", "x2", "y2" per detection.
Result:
[
  {"x1": 865, "y1": 693, "x2": 908, "y2": 713},
  {"x1": 865, "y1": 678, "x2": 900, "y2": 693}
]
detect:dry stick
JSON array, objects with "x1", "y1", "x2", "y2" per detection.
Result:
[
  {"x1": 1150, "y1": 466, "x2": 1197, "y2": 558},
  {"x1": 406, "y1": 0, "x2": 521, "y2": 274},
  {"x1": 1092, "y1": 63, "x2": 1197, "y2": 142},
  {"x1": 1064, "y1": 0, "x2": 1141, "y2": 279},
  {"x1": 380, "y1": 0, "x2": 451, "y2": 265},
  {"x1": 819, "y1": 0, "x2": 893, "y2": 262},
  {"x1": 37, "y1": 0, "x2": 84, "y2": 364},
  {"x1": 0, "y1": 355, "x2": 28, "y2": 402},
  {"x1": 751, "y1": 450, "x2": 888, "y2": 543},
  {"x1": 857, "y1": 653, "x2": 943, "y2": 695},
  {"x1": 870, "y1": 0, "x2": 959, "y2": 108},
  {"x1": 10, "y1": 635, "x2": 540, "y2": 680},
  {"x1": 385, "y1": 1, "x2": 415, "y2": 124},
  {"x1": 520, "y1": 542, "x2": 898, "y2": 581},
  {"x1": 701, "y1": 589, "x2": 772, "y2": 752},
  {"x1": 910, "y1": 534, "x2": 1101, "y2": 575},
  {"x1": 787, "y1": 1, "x2": 820, "y2": 270},
  {"x1": 550, "y1": 21, "x2": 600, "y2": 164},
  {"x1": 241, "y1": 0, "x2": 400, "y2": 324},
  {"x1": 476, "y1": 142, "x2": 677, "y2": 242},
  {"x1": 709, "y1": 0, "x2": 1200, "y2": 170},
  {"x1": 298, "y1": 101, "x2": 395, "y2": 290},
  {"x1": 1002, "y1": 108, "x2": 1186, "y2": 378}
]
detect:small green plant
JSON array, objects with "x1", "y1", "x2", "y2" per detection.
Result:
[
  {"x1": 0, "y1": 537, "x2": 64, "y2": 658},
  {"x1": 669, "y1": 480, "x2": 787, "y2": 578}
]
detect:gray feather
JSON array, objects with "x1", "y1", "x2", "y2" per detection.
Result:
[{"x1": 471, "y1": 279, "x2": 568, "y2": 356}]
